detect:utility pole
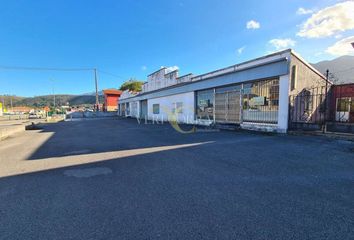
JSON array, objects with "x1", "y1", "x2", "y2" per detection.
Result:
[
  {"x1": 94, "y1": 68, "x2": 99, "y2": 111},
  {"x1": 51, "y1": 79, "x2": 56, "y2": 111},
  {"x1": 10, "y1": 96, "x2": 13, "y2": 112},
  {"x1": 323, "y1": 69, "x2": 329, "y2": 134}
]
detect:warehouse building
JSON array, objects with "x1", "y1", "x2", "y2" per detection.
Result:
[{"x1": 118, "y1": 49, "x2": 328, "y2": 133}]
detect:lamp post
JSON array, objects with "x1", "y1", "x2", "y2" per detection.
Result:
[{"x1": 94, "y1": 68, "x2": 99, "y2": 111}]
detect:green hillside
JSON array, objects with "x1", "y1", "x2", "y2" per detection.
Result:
[{"x1": 0, "y1": 94, "x2": 104, "y2": 108}]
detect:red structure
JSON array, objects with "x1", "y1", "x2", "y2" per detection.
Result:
[
  {"x1": 330, "y1": 83, "x2": 354, "y2": 123},
  {"x1": 103, "y1": 89, "x2": 122, "y2": 112}
]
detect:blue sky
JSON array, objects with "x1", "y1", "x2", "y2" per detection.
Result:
[{"x1": 0, "y1": 0, "x2": 353, "y2": 97}]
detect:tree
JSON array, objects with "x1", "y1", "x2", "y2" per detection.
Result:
[{"x1": 119, "y1": 79, "x2": 144, "y2": 92}]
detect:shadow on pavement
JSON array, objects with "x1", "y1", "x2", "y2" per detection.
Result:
[{"x1": 27, "y1": 118, "x2": 226, "y2": 160}]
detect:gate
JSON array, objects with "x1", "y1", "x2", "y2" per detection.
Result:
[
  {"x1": 215, "y1": 90, "x2": 241, "y2": 123},
  {"x1": 289, "y1": 87, "x2": 326, "y2": 131}
]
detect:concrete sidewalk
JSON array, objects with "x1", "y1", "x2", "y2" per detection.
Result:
[
  {"x1": 0, "y1": 119, "x2": 45, "y2": 141},
  {"x1": 0, "y1": 124, "x2": 25, "y2": 140}
]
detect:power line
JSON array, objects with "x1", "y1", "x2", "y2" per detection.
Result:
[
  {"x1": 0, "y1": 65, "x2": 101, "y2": 108},
  {"x1": 0, "y1": 65, "x2": 129, "y2": 83},
  {"x1": 0, "y1": 65, "x2": 93, "y2": 72},
  {"x1": 98, "y1": 70, "x2": 127, "y2": 80},
  {"x1": 0, "y1": 65, "x2": 128, "y2": 80}
]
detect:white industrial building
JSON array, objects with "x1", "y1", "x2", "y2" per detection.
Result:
[{"x1": 118, "y1": 49, "x2": 328, "y2": 133}]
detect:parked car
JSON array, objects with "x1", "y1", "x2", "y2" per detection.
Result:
[{"x1": 28, "y1": 113, "x2": 40, "y2": 119}]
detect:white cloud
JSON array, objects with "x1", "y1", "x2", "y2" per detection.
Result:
[
  {"x1": 296, "y1": 7, "x2": 313, "y2": 15},
  {"x1": 297, "y1": 1, "x2": 354, "y2": 38},
  {"x1": 246, "y1": 20, "x2": 260, "y2": 29},
  {"x1": 269, "y1": 38, "x2": 296, "y2": 50},
  {"x1": 326, "y1": 36, "x2": 354, "y2": 56},
  {"x1": 141, "y1": 65, "x2": 147, "y2": 71},
  {"x1": 237, "y1": 46, "x2": 245, "y2": 54},
  {"x1": 166, "y1": 66, "x2": 179, "y2": 73}
]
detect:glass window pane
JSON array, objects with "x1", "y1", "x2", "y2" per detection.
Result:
[
  {"x1": 337, "y1": 98, "x2": 349, "y2": 112},
  {"x1": 242, "y1": 79, "x2": 279, "y2": 123},
  {"x1": 176, "y1": 102, "x2": 183, "y2": 113},
  {"x1": 196, "y1": 89, "x2": 214, "y2": 120},
  {"x1": 153, "y1": 104, "x2": 160, "y2": 114}
]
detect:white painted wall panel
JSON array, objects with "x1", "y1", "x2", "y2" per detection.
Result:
[
  {"x1": 147, "y1": 92, "x2": 195, "y2": 124},
  {"x1": 278, "y1": 74, "x2": 290, "y2": 132}
]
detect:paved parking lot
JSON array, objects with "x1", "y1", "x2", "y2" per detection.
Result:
[{"x1": 0, "y1": 118, "x2": 354, "y2": 239}]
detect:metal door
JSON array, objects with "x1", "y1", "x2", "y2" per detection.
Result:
[
  {"x1": 227, "y1": 91, "x2": 241, "y2": 122},
  {"x1": 215, "y1": 90, "x2": 241, "y2": 123},
  {"x1": 121, "y1": 104, "x2": 126, "y2": 116},
  {"x1": 140, "y1": 100, "x2": 148, "y2": 119}
]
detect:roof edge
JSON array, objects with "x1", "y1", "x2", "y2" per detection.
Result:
[
  {"x1": 191, "y1": 49, "x2": 292, "y2": 80},
  {"x1": 290, "y1": 50, "x2": 328, "y2": 81}
]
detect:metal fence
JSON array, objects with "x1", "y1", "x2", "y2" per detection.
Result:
[
  {"x1": 242, "y1": 79, "x2": 279, "y2": 124},
  {"x1": 289, "y1": 87, "x2": 327, "y2": 131},
  {"x1": 196, "y1": 78, "x2": 280, "y2": 125}
]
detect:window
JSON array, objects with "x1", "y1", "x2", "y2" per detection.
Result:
[
  {"x1": 337, "y1": 98, "x2": 350, "y2": 112},
  {"x1": 176, "y1": 102, "x2": 183, "y2": 113},
  {"x1": 243, "y1": 79, "x2": 279, "y2": 123},
  {"x1": 196, "y1": 89, "x2": 214, "y2": 120},
  {"x1": 291, "y1": 65, "x2": 297, "y2": 91},
  {"x1": 153, "y1": 104, "x2": 160, "y2": 114},
  {"x1": 172, "y1": 102, "x2": 183, "y2": 114},
  {"x1": 303, "y1": 91, "x2": 313, "y2": 112}
]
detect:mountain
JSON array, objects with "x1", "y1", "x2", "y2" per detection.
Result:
[
  {"x1": 312, "y1": 55, "x2": 354, "y2": 84},
  {"x1": 1, "y1": 94, "x2": 104, "y2": 108},
  {"x1": 82, "y1": 90, "x2": 104, "y2": 96}
]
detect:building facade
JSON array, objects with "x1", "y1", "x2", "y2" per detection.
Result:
[
  {"x1": 330, "y1": 83, "x2": 354, "y2": 123},
  {"x1": 118, "y1": 49, "x2": 328, "y2": 133},
  {"x1": 103, "y1": 89, "x2": 122, "y2": 112}
]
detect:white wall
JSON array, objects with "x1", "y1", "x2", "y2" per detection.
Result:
[
  {"x1": 277, "y1": 74, "x2": 290, "y2": 132},
  {"x1": 147, "y1": 92, "x2": 195, "y2": 124}
]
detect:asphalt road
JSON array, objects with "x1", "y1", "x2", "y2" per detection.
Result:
[{"x1": 0, "y1": 118, "x2": 354, "y2": 239}]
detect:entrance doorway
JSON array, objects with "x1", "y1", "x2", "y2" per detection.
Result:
[
  {"x1": 215, "y1": 90, "x2": 242, "y2": 123},
  {"x1": 140, "y1": 100, "x2": 148, "y2": 119}
]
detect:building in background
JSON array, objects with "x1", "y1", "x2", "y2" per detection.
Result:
[
  {"x1": 119, "y1": 49, "x2": 329, "y2": 133},
  {"x1": 330, "y1": 83, "x2": 354, "y2": 123},
  {"x1": 103, "y1": 89, "x2": 122, "y2": 112},
  {"x1": 9, "y1": 106, "x2": 32, "y2": 114},
  {"x1": 141, "y1": 67, "x2": 193, "y2": 93}
]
